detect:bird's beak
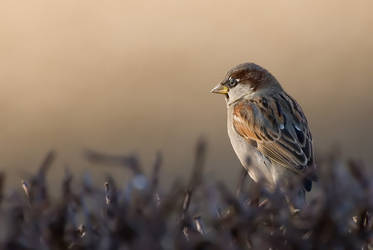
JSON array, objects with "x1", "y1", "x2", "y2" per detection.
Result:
[{"x1": 210, "y1": 84, "x2": 229, "y2": 95}]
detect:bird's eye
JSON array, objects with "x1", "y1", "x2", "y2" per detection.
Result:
[{"x1": 228, "y1": 77, "x2": 239, "y2": 88}]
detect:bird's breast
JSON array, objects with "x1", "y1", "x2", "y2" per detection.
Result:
[
  {"x1": 227, "y1": 106, "x2": 258, "y2": 166},
  {"x1": 226, "y1": 106, "x2": 274, "y2": 184}
]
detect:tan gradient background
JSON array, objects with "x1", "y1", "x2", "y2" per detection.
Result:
[{"x1": 1, "y1": 0, "x2": 372, "y2": 187}]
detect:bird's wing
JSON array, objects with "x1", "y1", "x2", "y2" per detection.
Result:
[{"x1": 233, "y1": 93, "x2": 314, "y2": 176}]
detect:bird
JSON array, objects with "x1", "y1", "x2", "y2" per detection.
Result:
[{"x1": 211, "y1": 62, "x2": 317, "y2": 208}]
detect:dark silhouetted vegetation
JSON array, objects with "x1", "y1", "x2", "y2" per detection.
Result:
[{"x1": 0, "y1": 139, "x2": 371, "y2": 250}]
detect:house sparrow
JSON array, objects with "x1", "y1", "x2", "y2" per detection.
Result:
[{"x1": 211, "y1": 63, "x2": 317, "y2": 207}]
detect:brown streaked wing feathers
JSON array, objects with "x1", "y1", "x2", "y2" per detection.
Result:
[{"x1": 233, "y1": 93, "x2": 314, "y2": 175}]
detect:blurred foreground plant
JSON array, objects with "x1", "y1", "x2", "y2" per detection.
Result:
[{"x1": 0, "y1": 140, "x2": 371, "y2": 250}]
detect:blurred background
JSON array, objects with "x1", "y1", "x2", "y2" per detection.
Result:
[{"x1": 0, "y1": 0, "x2": 372, "y2": 188}]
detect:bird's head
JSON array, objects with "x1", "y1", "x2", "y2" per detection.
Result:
[{"x1": 211, "y1": 62, "x2": 282, "y2": 103}]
